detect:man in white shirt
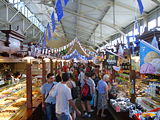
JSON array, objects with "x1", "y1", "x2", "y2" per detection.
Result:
[{"x1": 50, "y1": 73, "x2": 81, "y2": 120}]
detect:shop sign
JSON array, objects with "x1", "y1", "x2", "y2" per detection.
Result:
[
  {"x1": 105, "y1": 51, "x2": 118, "y2": 69},
  {"x1": 140, "y1": 40, "x2": 160, "y2": 74}
]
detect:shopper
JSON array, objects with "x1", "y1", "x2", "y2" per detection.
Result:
[
  {"x1": 90, "y1": 72, "x2": 97, "y2": 108},
  {"x1": 80, "y1": 72, "x2": 95, "y2": 118},
  {"x1": 50, "y1": 72, "x2": 81, "y2": 120},
  {"x1": 67, "y1": 74, "x2": 78, "y2": 120},
  {"x1": 41, "y1": 73, "x2": 57, "y2": 120},
  {"x1": 55, "y1": 69, "x2": 62, "y2": 82},
  {"x1": 63, "y1": 62, "x2": 68, "y2": 72},
  {"x1": 12, "y1": 72, "x2": 21, "y2": 84},
  {"x1": 78, "y1": 68, "x2": 85, "y2": 87},
  {"x1": 97, "y1": 74, "x2": 109, "y2": 118}
]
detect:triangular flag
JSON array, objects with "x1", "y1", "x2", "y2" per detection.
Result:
[
  {"x1": 137, "y1": 0, "x2": 144, "y2": 15},
  {"x1": 51, "y1": 11, "x2": 56, "y2": 32},
  {"x1": 151, "y1": 36, "x2": 159, "y2": 49},
  {"x1": 64, "y1": 0, "x2": 69, "y2": 6},
  {"x1": 126, "y1": 36, "x2": 130, "y2": 48},
  {"x1": 42, "y1": 31, "x2": 46, "y2": 49},
  {"x1": 134, "y1": 17, "x2": 140, "y2": 34},
  {"x1": 47, "y1": 23, "x2": 52, "y2": 40},
  {"x1": 56, "y1": 0, "x2": 64, "y2": 22},
  {"x1": 118, "y1": 45, "x2": 124, "y2": 56}
]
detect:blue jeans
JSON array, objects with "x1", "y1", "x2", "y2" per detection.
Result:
[
  {"x1": 45, "y1": 103, "x2": 57, "y2": 120},
  {"x1": 56, "y1": 113, "x2": 70, "y2": 120}
]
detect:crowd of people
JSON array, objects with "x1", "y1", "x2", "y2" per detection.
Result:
[{"x1": 41, "y1": 62, "x2": 117, "y2": 120}]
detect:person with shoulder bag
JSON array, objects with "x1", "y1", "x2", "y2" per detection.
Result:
[
  {"x1": 50, "y1": 73, "x2": 81, "y2": 120},
  {"x1": 41, "y1": 73, "x2": 58, "y2": 120},
  {"x1": 80, "y1": 72, "x2": 94, "y2": 118},
  {"x1": 67, "y1": 74, "x2": 79, "y2": 120}
]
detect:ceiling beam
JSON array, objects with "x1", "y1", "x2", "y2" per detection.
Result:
[
  {"x1": 75, "y1": 0, "x2": 80, "y2": 37},
  {"x1": 151, "y1": 0, "x2": 160, "y2": 5},
  {"x1": 63, "y1": 8, "x2": 125, "y2": 35},
  {"x1": 58, "y1": 29, "x2": 100, "y2": 44},
  {"x1": 60, "y1": 25, "x2": 104, "y2": 40},
  {"x1": 87, "y1": 5, "x2": 111, "y2": 42},
  {"x1": 80, "y1": 2, "x2": 108, "y2": 14},
  {"x1": 110, "y1": 1, "x2": 147, "y2": 14},
  {"x1": 62, "y1": 19, "x2": 106, "y2": 38},
  {"x1": 58, "y1": 29, "x2": 99, "y2": 47}
]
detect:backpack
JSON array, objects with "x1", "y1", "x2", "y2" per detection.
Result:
[
  {"x1": 70, "y1": 81, "x2": 78, "y2": 99},
  {"x1": 71, "y1": 87, "x2": 79, "y2": 99},
  {"x1": 81, "y1": 80, "x2": 90, "y2": 97}
]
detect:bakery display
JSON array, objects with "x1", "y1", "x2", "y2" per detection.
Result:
[{"x1": 0, "y1": 78, "x2": 40, "y2": 120}]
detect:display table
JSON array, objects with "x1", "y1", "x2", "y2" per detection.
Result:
[{"x1": 108, "y1": 104, "x2": 132, "y2": 120}]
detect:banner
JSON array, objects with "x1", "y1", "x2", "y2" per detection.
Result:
[
  {"x1": 56, "y1": 0, "x2": 64, "y2": 22},
  {"x1": 140, "y1": 40, "x2": 160, "y2": 74},
  {"x1": 42, "y1": 31, "x2": 46, "y2": 49},
  {"x1": 51, "y1": 11, "x2": 56, "y2": 32},
  {"x1": 64, "y1": 0, "x2": 69, "y2": 6},
  {"x1": 47, "y1": 23, "x2": 51, "y2": 40},
  {"x1": 137, "y1": 0, "x2": 144, "y2": 15}
]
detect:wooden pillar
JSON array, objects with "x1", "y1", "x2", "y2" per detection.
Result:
[
  {"x1": 60, "y1": 61, "x2": 62, "y2": 68},
  {"x1": 129, "y1": 51, "x2": 136, "y2": 103},
  {"x1": 26, "y1": 62, "x2": 32, "y2": 109},
  {"x1": 130, "y1": 70, "x2": 136, "y2": 103},
  {"x1": 50, "y1": 59, "x2": 53, "y2": 74},
  {"x1": 112, "y1": 69, "x2": 116, "y2": 82},
  {"x1": 55, "y1": 61, "x2": 57, "y2": 74},
  {"x1": 42, "y1": 59, "x2": 46, "y2": 84}
]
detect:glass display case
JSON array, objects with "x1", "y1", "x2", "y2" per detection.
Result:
[
  {"x1": 135, "y1": 74, "x2": 160, "y2": 111},
  {"x1": 0, "y1": 77, "x2": 41, "y2": 120},
  {"x1": 115, "y1": 70, "x2": 131, "y2": 99}
]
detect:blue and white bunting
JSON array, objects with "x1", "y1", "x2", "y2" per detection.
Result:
[{"x1": 62, "y1": 50, "x2": 92, "y2": 60}]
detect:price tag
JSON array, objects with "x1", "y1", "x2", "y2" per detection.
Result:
[{"x1": 116, "y1": 106, "x2": 121, "y2": 112}]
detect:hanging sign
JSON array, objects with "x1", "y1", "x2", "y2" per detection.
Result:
[
  {"x1": 140, "y1": 40, "x2": 160, "y2": 74},
  {"x1": 105, "y1": 50, "x2": 118, "y2": 69}
]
